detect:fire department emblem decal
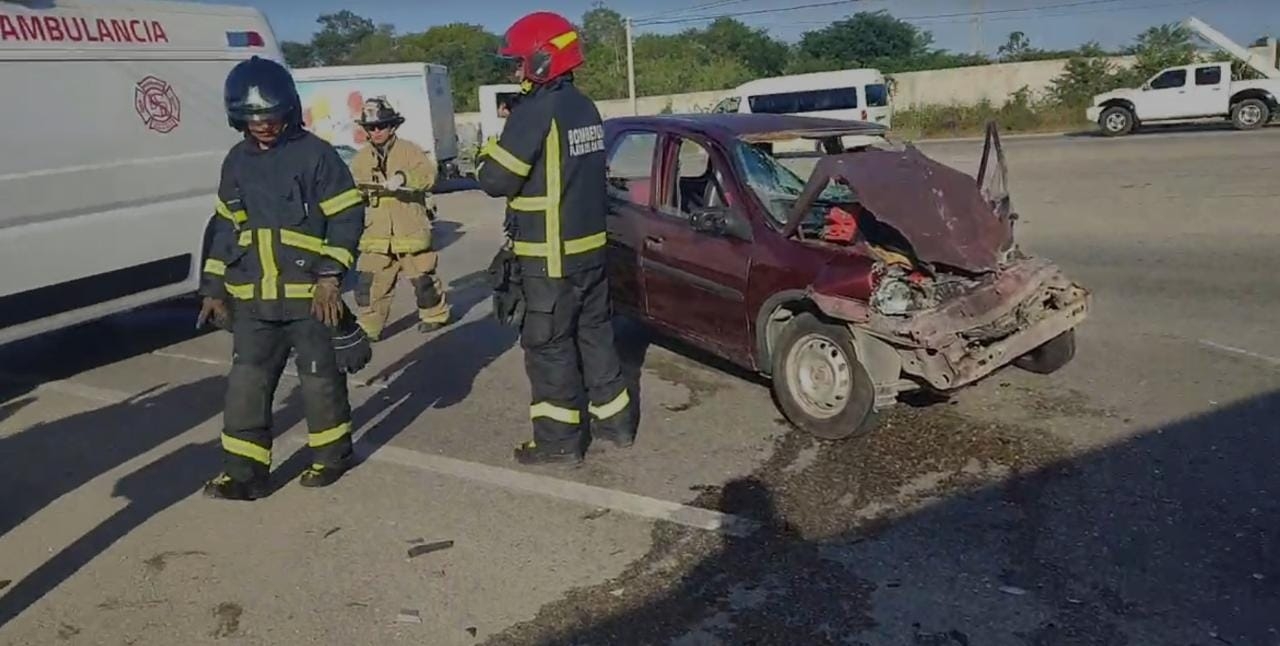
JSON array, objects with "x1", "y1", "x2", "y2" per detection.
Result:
[{"x1": 134, "y1": 75, "x2": 181, "y2": 134}]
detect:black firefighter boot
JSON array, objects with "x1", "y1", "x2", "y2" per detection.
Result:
[
  {"x1": 203, "y1": 471, "x2": 270, "y2": 501},
  {"x1": 299, "y1": 450, "x2": 355, "y2": 488},
  {"x1": 513, "y1": 438, "x2": 584, "y2": 466}
]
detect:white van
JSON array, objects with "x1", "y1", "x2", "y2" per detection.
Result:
[
  {"x1": 0, "y1": 0, "x2": 282, "y2": 347},
  {"x1": 477, "y1": 83, "x2": 523, "y2": 141},
  {"x1": 711, "y1": 68, "x2": 893, "y2": 127}
]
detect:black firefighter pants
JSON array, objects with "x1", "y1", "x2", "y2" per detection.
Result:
[
  {"x1": 520, "y1": 265, "x2": 637, "y2": 451},
  {"x1": 220, "y1": 314, "x2": 353, "y2": 482}
]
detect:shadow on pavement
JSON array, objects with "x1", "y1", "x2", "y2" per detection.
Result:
[
  {"x1": 0, "y1": 377, "x2": 226, "y2": 543},
  {"x1": 0, "y1": 377, "x2": 230, "y2": 628},
  {"x1": 485, "y1": 389, "x2": 1280, "y2": 645},
  {"x1": 0, "y1": 298, "x2": 212, "y2": 383},
  {"x1": 0, "y1": 376, "x2": 312, "y2": 628},
  {"x1": 351, "y1": 312, "x2": 518, "y2": 456}
]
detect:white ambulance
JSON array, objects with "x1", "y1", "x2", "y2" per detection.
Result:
[{"x1": 0, "y1": 0, "x2": 283, "y2": 347}]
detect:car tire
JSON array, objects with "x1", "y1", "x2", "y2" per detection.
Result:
[
  {"x1": 1231, "y1": 99, "x2": 1270, "y2": 131},
  {"x1": 771, "y1": 312, "x2": 878, "y2": 440},
  {"x1": 1099, "y1": 106, "x2": 1135, "y2": 137},
  {"x1": 1013, "y1": 329, "x2": 1076, "y2": 375}
]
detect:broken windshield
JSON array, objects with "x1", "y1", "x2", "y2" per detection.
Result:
[{"x1": 731, "y1": 139, "x2": 854, "y2": 227}]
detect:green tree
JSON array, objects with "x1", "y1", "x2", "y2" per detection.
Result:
[
  {"x1": 1128, "y1": 23, "x2": 1197, "y2": 80},
  {"x1": 397, "y1": 23, "x2": 508, "y2": 111},
  {"x1": 282, "y1": 41, "x2": 316, "y2": 68},
  {"x1": 1046, "y1": 42, "x2": 1128, "y2": 107},
  {"x1": 797, "y1": 11, "x2": 930, "y2": 68},
  {"x1": 348, "y1": 24, "x2": 401, "y2": 65},
  {"x1": 310, "y1": 10, "x2": 378, "y2": 66},
  {"x1": 576, "y1": 4, "x2": 630, "y2": 100},
  {"x1": 698, "y1": 18, "x2": 789, "y2": 77},
  {"x1": 632, "y1": 33, "x2": 752, "y2": 97},
  {"x1": 998, "y1": 31, "x2": 1034, "y2": 61}
]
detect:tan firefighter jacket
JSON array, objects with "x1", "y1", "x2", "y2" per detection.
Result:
[{"x1": 350, "y1": 136, "x2": 437, "y2": 255}]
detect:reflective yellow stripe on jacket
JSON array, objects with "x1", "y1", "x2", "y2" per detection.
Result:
[{"x1": 508, "y1": 119, "x2": 605, "y2": 278}]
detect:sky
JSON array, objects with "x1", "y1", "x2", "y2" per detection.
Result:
[{"x1": 193, "y1": 0, "x2": 1276, "y2": 57}]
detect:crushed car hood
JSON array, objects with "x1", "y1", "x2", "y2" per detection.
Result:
[{"x1": 783, "y1": 146, "x2": 1015, "y2": 273}]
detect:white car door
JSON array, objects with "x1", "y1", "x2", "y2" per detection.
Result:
[
  {"x1": 1136, "y1": 68, "x2": 1190, "y2": 120},
  {"x1": 1185, "y1": 65, "x2": 1229, "y2": 117}
]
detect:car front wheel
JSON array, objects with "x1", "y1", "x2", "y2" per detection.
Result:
[
  {"x1": 1013, "y1": 329, "x2": 1077, "y2": 374},
  {"x1": 1099, "y1": 106, "x2": 1135, "y2": 137},
  {"x1": 771, "y1": 312, "x2": 878, "y2": 440}
]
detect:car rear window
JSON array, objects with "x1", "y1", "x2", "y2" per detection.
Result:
[{"x1": 865, "y1": 83, "x2": 889, "y2": 107}]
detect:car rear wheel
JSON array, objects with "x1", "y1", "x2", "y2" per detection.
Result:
[
  {"x1": 1099, "y1": 106, "x2": 1135, "y2": 137},
  {"x1": 1013, "y1": 329, "x2": 1077, "y2": 374},
  {"x1": 1231, "y1": 99, "x2": 1270, "y2": 130},
  {"x1": 771, "y1": 313, "x2": 878, "y2": 440}
]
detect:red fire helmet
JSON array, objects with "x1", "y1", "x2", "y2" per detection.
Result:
[{"x1": 498, "y1": 11, "x2": 584, "y2": 84}]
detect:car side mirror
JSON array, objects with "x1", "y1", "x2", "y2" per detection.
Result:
[{"x1": 690, "y1": 207, "x2": 751, "y2": 241}]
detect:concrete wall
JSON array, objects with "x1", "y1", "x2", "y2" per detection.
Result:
[{"x1": 453, "y1": 45, "x2": 1276, "y2": 147}]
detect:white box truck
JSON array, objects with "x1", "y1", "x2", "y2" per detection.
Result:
[
  {"x1": 291, "y1": 62, "x2": 460, "y2": 179},
  {"x1": 0, "y1": 0, "x2": 283, "y2": 347}
]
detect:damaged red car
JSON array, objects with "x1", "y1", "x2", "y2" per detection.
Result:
[{"x1": 602, "y1": 114, "x2": 1090, "y2": 439}]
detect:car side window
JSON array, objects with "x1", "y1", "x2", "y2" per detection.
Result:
[
  {"x1": 1150, "y1": 69, "x2": 1187, "y2": 90},
  {"x1": 606, "y1": 131, "x2": 657, "y2": 208},
  {"x1": 1195, "y1": 66, "x2": 1222, "y2": 86},
  {"x1": 662, "y1": 137, "x2": 729, "y2": 220}
]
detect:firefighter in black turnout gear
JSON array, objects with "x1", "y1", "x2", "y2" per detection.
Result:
[
  {"x1": 477, "y1": 11, "x2": 638, "y2": 465},
  {"x1": 197, "y1": 56, "x2": 371, "y2": 500}
]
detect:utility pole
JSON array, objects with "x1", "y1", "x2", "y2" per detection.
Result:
[
  {"x1": 971, "y1": 0, "x2": 984, "y2": 56},
  {"x1": 625, "y1": 16, "x2": 637, "y2": 115}
]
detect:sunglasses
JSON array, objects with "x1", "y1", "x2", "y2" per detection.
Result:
[{"x1": 364, "y1": 123, "x2": 394, "y2": 132}]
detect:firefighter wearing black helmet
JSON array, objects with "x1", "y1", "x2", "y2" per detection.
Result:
[
  {"x1": 477, "y1": 11, "x2": 638, "y2": 465},
  {"x1": 197, "y1": 55, "x2": 371, "y2": 500}
]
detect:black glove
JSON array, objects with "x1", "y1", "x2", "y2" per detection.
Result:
[
  {"x1": 331, "y1": 302, "x2": 372, "y2": 374},
  {"x1": 488, "y1": 247, "x2": 525, "y2": 328}
]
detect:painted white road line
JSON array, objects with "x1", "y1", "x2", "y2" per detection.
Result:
[
  {"x1": 280, "y1": 434, "x2": 760, "y2": 537},
  {"x1": 1198, "y1": 339, "x2": 1280, "y2": 368}
]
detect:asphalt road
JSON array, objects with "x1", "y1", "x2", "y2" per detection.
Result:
[{"x1": 2, "y1": 127, "x2": 1279, "y2": 646}]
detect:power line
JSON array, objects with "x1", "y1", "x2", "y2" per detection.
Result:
[
  {"x1": 633, "y1": 0, "x2": 756, "y2": 23},
  {"x1": 635, "y1": 0, "x2": 1136, "y2": 27},
  {"x1": 634, "y1": 0, "x2": 868, "y2": 26}
]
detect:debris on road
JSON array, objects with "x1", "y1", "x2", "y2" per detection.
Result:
[
  {"x1": 466, "y1": 626, "x2": 478, "y2": 637},
  {"x1": 407, "y1": 540, "x2": 454, "y2": 558},
  {"x1": 396, "y1": 609, "x2": 422, "y2": 624},
  {"x1": 582, "y1": 508, "x2": 610, "y2": 520},
  {"x1": 998, "y1": 585, "x2": 1028, "y2": 596},
  {"x1": 322, "y1": 527, "x2": 342, "y2": 539},
  {"x1": 0, "y1": 579, "x2": 10, "y2": 591}
]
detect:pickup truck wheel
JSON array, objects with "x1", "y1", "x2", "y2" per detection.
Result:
[
  {"x1": 1231, "y1": 99, "x2": 1270, "y2": 130},
  {"x1": 1013, "y1": 329, "x2": 1076, "y2": 375},
  {"x1": 771, "y1": 313, "x2": 878, "y2": 440},
  {"x1": 1099, "y1": 106, "x2": 1135, "y2": 137}
]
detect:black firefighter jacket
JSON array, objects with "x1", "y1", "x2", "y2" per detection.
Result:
[
  {"x1": 199, "y1": 128, "x2": 365, "y2": 321},
  {"x1": 476, "y1": 77, "x2": 609, "y2": 280}
]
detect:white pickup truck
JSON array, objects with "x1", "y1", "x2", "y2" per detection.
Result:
[{"x1": 1087, "y1": 61, "x2": 1280, "y2": 136}]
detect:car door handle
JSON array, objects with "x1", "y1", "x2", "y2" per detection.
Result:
[{"x1": 644, "y1": 235, "x2": 664, "y2": 250}]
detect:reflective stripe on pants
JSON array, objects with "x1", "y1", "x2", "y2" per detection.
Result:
[
  {"x1": 220, "y1": 315, "x2": 353, "y2": 481},
  {"x1": 518, "y1": 266, "x2": 636, "y2": 449}
]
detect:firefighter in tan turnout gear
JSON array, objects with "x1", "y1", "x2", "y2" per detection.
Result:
[{"x1": 349, "y1": 97, "x2": 452, "y2": 339}]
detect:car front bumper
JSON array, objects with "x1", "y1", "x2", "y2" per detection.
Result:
[{"x1": 1086, "y1": 106, "x2": 1102, "y2": 122}]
